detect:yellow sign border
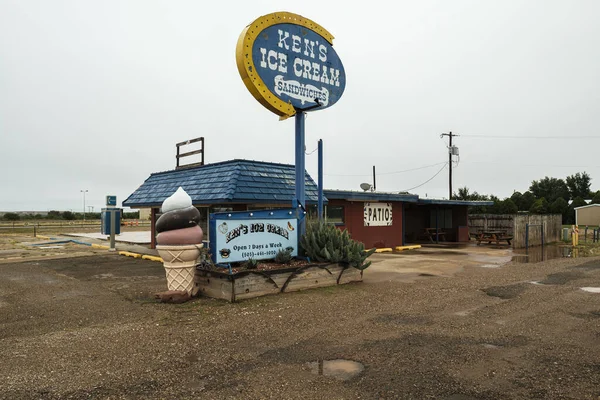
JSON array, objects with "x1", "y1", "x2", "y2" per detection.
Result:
[{"x1": 236, "y1": 12, "x2": 335, "y2": 118}]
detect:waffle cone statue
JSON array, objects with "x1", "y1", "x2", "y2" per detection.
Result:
[{"x1": 155, "y1": 187, "x2": 203, "y2": 295}]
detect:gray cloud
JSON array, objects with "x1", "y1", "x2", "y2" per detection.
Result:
[{"x1": 1, "y1": 0, "x2": 599, "y2": 211}]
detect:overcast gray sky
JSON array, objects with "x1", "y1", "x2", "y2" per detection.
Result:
[{"x1": 1, "y1": 0, "x2": 599, "y2": 212}]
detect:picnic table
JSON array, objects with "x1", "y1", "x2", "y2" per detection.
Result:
[
  {"x1": 475, "y1": 229, "x2": 513, "y2": 246},
  {"x1": 424, "y1": 228, "x2": 446, "y2": 243}
]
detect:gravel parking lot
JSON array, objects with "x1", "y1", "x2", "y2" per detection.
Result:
[{"x1": 0, "y1": 237, "x2": 599, "y2": 399}]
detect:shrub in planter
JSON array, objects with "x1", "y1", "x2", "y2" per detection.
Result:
[
  {"x1": 300, "y1": 220, "x2": 375, "y2": 270},
  {"x1": 275, "y1": 248, "x2": 293, "y2": 264},
  {"x1": 244, "y1": 258, "x2": 259, "y2": 269}
]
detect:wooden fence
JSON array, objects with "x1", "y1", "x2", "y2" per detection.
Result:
[{"x1": 468, "y1": 214, "x2": 562, "y2": 248}]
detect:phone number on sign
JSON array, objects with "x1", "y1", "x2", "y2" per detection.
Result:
[{"x1": 241, "y1": 250, "x2": 278, "y2": 259}]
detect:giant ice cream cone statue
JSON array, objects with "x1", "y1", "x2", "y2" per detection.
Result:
[{"x1": 155, "y1": 187, "x2": 203, "y2": 295}]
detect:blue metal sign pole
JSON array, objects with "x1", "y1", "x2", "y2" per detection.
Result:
[
  {"x1": 318, "y1": 139, "x2": 324, "y2": 221},
  {"x1": 295, "y1": 111, "x2": 306, "y2": 237}
]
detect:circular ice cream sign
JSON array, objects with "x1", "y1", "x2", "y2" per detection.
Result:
[{"x1": 236, "y1": 12, "x2": 346, "y2": 118}]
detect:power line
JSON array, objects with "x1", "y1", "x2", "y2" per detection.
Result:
[
  {"x1": 465, "y1": 161, "x2": 600, "y2": 168},
  {"x1": 400, "y1": 163, "x2": 448, "y2": 192},
  {"x1": 305, "y1": 147, "x2": 318, "y2": 155},
  {"x1": 460, "y1": 135, "x2": 600, "y2": 139},
  {"x1": 324, "y1": 162, "x2": 447, "y2": 177}
]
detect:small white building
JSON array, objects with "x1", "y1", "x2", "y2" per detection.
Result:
[{"x1": 574, "y1": 204, "x2": 600, "y2": 226}]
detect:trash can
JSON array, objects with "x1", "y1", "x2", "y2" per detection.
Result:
[
  {"x1": 101, "y1": 208, "x2": 121, "y2": 235},
  {"x1": 562, "y1": 228, "x2": 569, "y2": 241}
]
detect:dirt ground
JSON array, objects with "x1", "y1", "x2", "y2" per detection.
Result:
[{"x1": 0, "y1": 235, "x2": 599, "y2": 399}]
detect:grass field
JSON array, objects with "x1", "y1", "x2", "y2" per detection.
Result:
[{"x1": 0, "y1": 219, "x2": 150, "y2": 236}]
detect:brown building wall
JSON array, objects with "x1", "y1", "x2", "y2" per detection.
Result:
[
  {"x1": 576, "y1": 206, "x2": 600, "y2": 226},
  {"x1": 329, "y1": 199, "x2": 404, "y2": 249}
]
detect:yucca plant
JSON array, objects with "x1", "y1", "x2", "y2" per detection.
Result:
[
  {"x1": 244, "y1": 258, "x2": 259, "y2": 269},
  {"x1": 300, "y1": 220, "x2": 375, "y2": 270},
  {"x1": 274, "y1": 248, "x2": 293, "y2": 264}
]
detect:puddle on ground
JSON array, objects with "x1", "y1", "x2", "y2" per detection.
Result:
[
  {"x1": 481, "y1": 343, "x2": 502, "y2": 349},
  {"x1": 308, "y1": 359, "x2": 364, "y2": 380},
  {"x1": 512, "y1": 245, "x2": 593, "y2": 263},
  {"x1": 580, "y1": 287, "x2": 600, "y2": 293},
  {"x1": 482, "y1": 283, "x2": 527, "y2": 299}
]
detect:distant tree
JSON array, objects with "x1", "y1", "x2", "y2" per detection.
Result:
[
  {"x1": 123, "y1": 211, "x2": 140, "y2": 219},
  {"x1": 571, "y1": 196, "x2": 587, "y2": 209},
  {"x1": 566, "y1": 172, "x2": 592, "y2": 200},
  {"x1": 3, "y1": 212, "x2": 20, "y2": 221},
  {"x1": 549, "y1": 197, "x2": 569, "y2": 215},
  {"x1": 591, "y1": 191, "x2": 600, "y2": 205},
  {"x1": 529, "y1": 198, "x2": 549, "y2": 214},
  {"x1": 453, "y1": 186, "x2": 488, "y2": 201},
  {"x1": 549, "y1": 198, "x2": 569, "y2": 223},
  {"x1": 520, "y1": 191, "x2": 536, "y2": 211},
  {"x1": 529, "y1": 177, "x2": 569, "y2": 203},
  {"x1": 485, "y1": 195, "x2": 501, "y2": 214},
  {"x1": 510, "y1": 191, "x2": 523, "y2": 209},
  {"x1": 498, "y1": 199, "x2": 518, "y2": 214},
  {"x1": 33, "y1": 214, "x2": 43, "y2": 219},
  {"x1": 47, "y1": 210, "x2": 61, "y2": 219},
  {"x1": 566, "y1": 196, "x2": 587, "y2": 225},
  {"x1": 62, "y1": 211, "x2": 76, "y2": 220}
]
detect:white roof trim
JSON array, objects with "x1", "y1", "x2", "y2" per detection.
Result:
[{"x1": 574, "y1": 204, "x2": 600, "y2": 210}]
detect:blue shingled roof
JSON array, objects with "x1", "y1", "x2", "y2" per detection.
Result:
[{"x1": 123, "y1": 159, "x2": 325, "y2": 208}]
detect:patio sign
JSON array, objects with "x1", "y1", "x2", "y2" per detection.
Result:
[
  {"x1": 209, "y1": 209, "x2": 298, "y2": 264},
  {"x1": 236, "y1": 12, "x2": 346, "y2": 118},
  {"x1": 364, "y1": 203, "x2": 393, "y2": 227}
]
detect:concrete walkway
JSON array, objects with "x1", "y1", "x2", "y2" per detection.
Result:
[{"x1": 65, "y1": 231, "x2": 151, "y2": 245}]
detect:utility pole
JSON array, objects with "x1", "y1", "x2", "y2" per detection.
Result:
[
  {"x1": 440, "y1": 132, "x2": 458, "y2": 200},
  {"x1": 372, "y1": 165, "x2": 376, "y2": 191},
  {"x1": 81, "y1": 189, "x2": 88, "y2": 222}
]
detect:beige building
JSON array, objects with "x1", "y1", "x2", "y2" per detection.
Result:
[
  {"x1": 138, "y1": 208, "x2": 151, "y2": 221},
  {"x1": 575, "y1": 204, "x2": 600, "y2": 226}
]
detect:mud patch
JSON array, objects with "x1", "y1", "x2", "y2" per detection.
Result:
[
  {"x1": 571, "y1": 310, "x2": 600, "y2": 320},
  {"x1": 481, "y1": 283, "x2": 528, "y2": 299},
  {"x1": 572, "y1": 260, "x2": 600, "y2": 271},
  {"x1": 538, "y1": 271, "x2": 585, "y2": 285}
]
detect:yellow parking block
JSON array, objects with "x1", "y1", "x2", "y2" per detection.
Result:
[
  {"x1": 92, "y1": 244, "x2": 110, "y2": 250},
  {"x1": 119, "y1": 251, "x2": 142, "y2": 259},
  {"x1": 142, "y1": 255, "x2": 163, "y2": 262},
  {"x1": 375, "y1": 248, "x2": 393, "y2": 253},
  {"x1": 395, "y1": 245, "x2": 422, "y2": 251},
  {"x1": 37, "y1": 235, "x2": 51, "y2": 240}
]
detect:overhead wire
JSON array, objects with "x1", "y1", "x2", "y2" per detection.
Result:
[
  {"x1": 460, "y1": 135, "x2": 600, "y2": 139},
  {"x1": 400, "y1": 162, "x2": 448, "y2": 192},
  {"x1": 305, "y1": 147, "x2": 318, "y2": 155},
  {"x1": 324, "y1": 161, "x2": 447, "y2": 177}
]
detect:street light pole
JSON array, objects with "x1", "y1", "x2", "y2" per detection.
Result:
[{"x1": 81, "y1": 190, "x2": 88, "y2": 222}]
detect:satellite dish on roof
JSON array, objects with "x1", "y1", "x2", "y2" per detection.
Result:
[{"x1": 360, "y1": 183, "x2": 372, "y2": 192}]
